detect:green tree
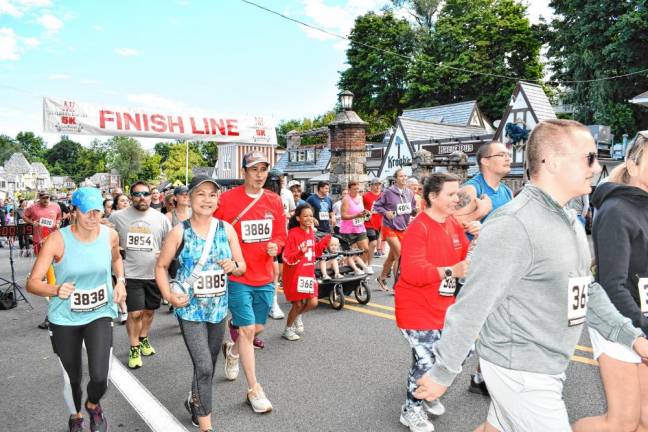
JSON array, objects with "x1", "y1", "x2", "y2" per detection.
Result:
[
  {"x1": 405, "y1": 0, "x2": 544, "y2": 121},
  {"x1": 338, "y1": 12, "x2": 417, "y2": 123},
  {"x1": 45, "y1": 136, "x2": 84, "y2": 181},
  {"x1": 194, "y1": 141, "x2": 218, "y2": 167},
  {"x1": 548, "y1": 0, "x2": 648, "y2": 134},
  {"x1": 276, "y1": 111, "x2": 339, "y2": 147},
  {"x1": 15, "y1": 131, "x2": 47, "y2": 161},
  {"x1": 140, "y1": 153, "x2": 162, "y2": 181},
  {"x1": 0, "y1": 135, "x2": 20, "y2": 164},
  {"x1": 154, "y1": 142, "x2": 172, "y2": 164},
  {"x1": 106, "y1": 137, "x2": 146, "y2": 186},
  {"x1": 161, "y1": 143, "x2": 206, "y2": 184}
]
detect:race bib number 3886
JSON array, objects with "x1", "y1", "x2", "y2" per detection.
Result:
[
  {"x1": 567, "y1": 276, "x2": 591, "y2": 326},
  {"x1": 241, "y1": 220, "x2": 272, "y2": 243}
]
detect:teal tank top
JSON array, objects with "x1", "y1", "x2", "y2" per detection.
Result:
[
  {"x1": 49, "y1": 225, "x2": 117, "y2": 325},
  {"x1": 175, "y1": 218, "x2": 231, "y2": 324}
]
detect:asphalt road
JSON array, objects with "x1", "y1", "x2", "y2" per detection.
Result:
[{"x1": 0, "y1": 243, "x2": 607, "y2": 432}]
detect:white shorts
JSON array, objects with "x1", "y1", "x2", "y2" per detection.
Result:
[
  {"x1": 589, "y1": 327, "x2": 641, "y2": 364},
  {"x1": 480, "y1": 359, "x2": 570, "y2": 432}
]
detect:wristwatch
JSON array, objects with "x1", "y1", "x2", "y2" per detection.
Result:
[
  {"x1": 444, "y1": 267, "x2": 453, "y2": 278},
  {"x1": 117, "y1": 277, "x2": 126, "y2": 285}
]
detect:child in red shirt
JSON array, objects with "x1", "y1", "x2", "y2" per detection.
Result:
[{"x1": 281, "y1": 204, "x2": 331, "y2": 341}]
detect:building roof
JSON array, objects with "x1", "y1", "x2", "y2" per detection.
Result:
[
  {"x1": 192, "y1": 166, "x2": 215, "y2": 178},
  {"x1": 519, "y1": 81, "x2": 557, "y2": 123},
  {"x1": 402, "y1": 101, "x2": 478, "y2": 126},
  {"x1": 399, "y1": 117, "x2": 488, "y2": 143},
  {"x1": 274, "y1": 148, "x2": 331, "y2": 173},
  {"x1": 31, "y1": 162, "x2": 50, "y2": 176},
  {"x1": 630, "y1": 90, "x2": 648, "y2": 107},
  {"x1": 3, "y1": 152, "x2": 33, "y2": 176}
]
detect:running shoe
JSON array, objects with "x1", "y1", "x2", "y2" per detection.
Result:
[
  {"x1": 469, "y1": 374, "x2": 490, "y2": 396},
  {"x1": 423, "y1": 399, "x2": 445, "y2": 416},
  {"x1": 85, "y1": 402, "x2": 108, "y2": 432},
  {"x1": 128, "y1": 346, "x2": 143, "y2": 369},
  {"x1": 294, "y1": 315, "x2": 304, "y2": 335},
  {"x1": 365, "y1": 266, "x2": 374, "y2": 275},
  {"x1": 334, "y1": 273, "x2": 344, "y2": 279},
  {"x1": 68, "y1": 416, "x2": 84, "y2": 432},
  {"x1": 281, "y1": 326, "x2": 300, "y2": 341},
  {"x1": 246, "y1": 383, "x2": 273, "y2": 413},
  {"x1": 269, "y1": 302, "x2": 285, "y2": 320},
  {"x1": 184, "y1": 392, "x2": 199, "y2": 427},
  {"x1": 119, "y1": 312, "x2": 127, "y2": 325},
  {"x1": 253, "y1": 337, "x2": 265, "y2": 349},
  {"x1": 322, "y1": 274, "x2": 332, "y2": 280},
  {"x1": 139, "y1": 337, "x2": 156, "y2": 356},
  {"x1": 38, "y1": 317, "x2": 49, "y2": 330},
  {"x1": 399, "y1": 405, "x2": 434, "y2": 432},
  {"x1": 222, "y1": 341, "x2": 239, "y2": 381}
]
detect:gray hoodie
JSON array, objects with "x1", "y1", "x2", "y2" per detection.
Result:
[{"x1": 428, "y1": 184, "x2": 642, "y2": 386}]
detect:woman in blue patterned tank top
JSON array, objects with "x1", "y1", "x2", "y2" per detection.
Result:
[{"x1": 156, "y1": 176, "x2": 246, "y2": 432}]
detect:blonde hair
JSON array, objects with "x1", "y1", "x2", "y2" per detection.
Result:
[
  {"x1": 527, "y1": 119, "x2": 591, "y2": 178},
  {"x1": 609, "y1": 134, "x2": 648, "y2": 185}
]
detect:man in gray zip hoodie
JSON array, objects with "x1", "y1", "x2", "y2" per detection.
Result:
[{"x1": 414, "y1": 119, "x2": 648, "y2": 432}]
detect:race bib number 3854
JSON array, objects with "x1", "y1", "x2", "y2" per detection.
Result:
[
  {"x1": 71, "y1": 284, "x2": 108, "y2": 312},
  {"x1": 126, "y1": 232, "x2": 153, "y2": 251},
  {"x1": 567, "y1": 276, "x2": 591, "y2": 326},
  {"x1": 241, "y1": 220, "x2": 272, "y2": 243}
]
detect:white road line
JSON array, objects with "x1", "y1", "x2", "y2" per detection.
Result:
[{"x1": 109, "y1": 354, "x2": 189, "y2": 432}]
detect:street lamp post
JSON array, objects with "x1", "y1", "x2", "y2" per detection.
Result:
[{"x1": 339, "y1": 90, "x2": 354, "y2": 111}]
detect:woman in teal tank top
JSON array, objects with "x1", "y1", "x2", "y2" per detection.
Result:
[
  {"x1": 156, "y1": 176, "x2": 246, "y2": 432},
  {"x1": 27, "y1": 187, "x2": 126, "y2": 432}
]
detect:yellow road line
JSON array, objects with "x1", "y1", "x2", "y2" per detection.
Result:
[
  {"x1": 318, "y1": 299, "x2": 396, "y2": 320},
  {"x1": 575, "y1": 345, "x2": 593, "y2": 353},
  {"x1": 571, "y1": 355, "x2": 598, "y2": 366},
  {"x1": 344, "y1": 295, "x2": 396, "y2": 311}
]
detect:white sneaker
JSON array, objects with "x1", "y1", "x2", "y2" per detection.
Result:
[
  {"x1": 365, "y1": 266, "x2": 374, "y2": 275},
  {"x1": 282, "y1": 326, "x2": 300, "y2": 341},
  {"x1": 269, "y1": 302, "x2": 285, "y2": 320},
  {"x1": 222, "y1": 341, "x2": 239, "y2": 381},
  {"x1": 423, "y1": 399, "x2": 445, "y2": 416},
  {"x1": 334, "y1": 273, "x2": 344, "y2": 279},
  {"x1": 119, "y1": 312, "x2": 128, "y2": 324},
  {"x1": 294, "y1": 315, "x2": 304, "y2": 335},
  {"x1": 400, "y1": 405, "x2": 434, "y2": 432},
  {"x1": 354, "y1": 269, "x2": 365, "y2": 275},
  {"x1": 322, "y1": 274, "x2": 331, "y2": 280},
  {"x1": 247, "y1": 383, "x2": 273, "y2": 413}
]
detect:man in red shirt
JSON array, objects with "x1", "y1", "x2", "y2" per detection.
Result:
[
  {"x1": 363, "y1": 178, "x2": 383, "y2": 268},
  {"x1": 214, "y1": 151, "x2": 287, "y2": 413},
  {"x1": 23, "y1": 191, "x2": 62, "y2": 255}
]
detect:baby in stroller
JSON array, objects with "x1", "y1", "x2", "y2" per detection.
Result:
[{"x1": 319, "y1": 237, "x2": 343, "y2": 280}]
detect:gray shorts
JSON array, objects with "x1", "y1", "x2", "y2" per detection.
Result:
[{"x1": 480, "y1": 358, "x2": 570, "y2": 432}]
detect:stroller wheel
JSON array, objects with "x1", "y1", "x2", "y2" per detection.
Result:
[
  {"x1": 355, "y1": 280, "x2": 371, "y2": 304},
  {"x1": 329, "y1": 283, "x2": 345, "y2": 310}
]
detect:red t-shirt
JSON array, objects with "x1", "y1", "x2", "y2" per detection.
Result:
[
  {"x1": 214, "y1": 186, "x2": 287, "y2": 286},
  {"x1": 282, "y1": 226, "x2": 330, "y2": 302},
  {"x1": 395, "y1": 212, "x2": 468, "y2": 330},
  {"x1": 24, "y1": 202, "x2": 62, "y2": 247},
  {"x1": 363, "y1": 191, "x2": 383, "y2": 231}
]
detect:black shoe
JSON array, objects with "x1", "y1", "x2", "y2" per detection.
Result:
[
  {"x1": 85, "y1": 401, "x2": 108, "y2": 432},
  {"x1": 469, "y1": 375, "x2": 490, "y2": 396},
  {"x1": 184, "y1": 393, "x2": 199, "y2": 427},
  {"x1": 68, "y1": 416, "x2": 84, "y2": 432},
  {"x1": 38, "y1": 318, "x2": 49, "y2": 330}
]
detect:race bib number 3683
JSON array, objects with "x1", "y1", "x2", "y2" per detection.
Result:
[
  {"x1": 71, "y1": 284, "x2": 108, "y2": 312},
  {"x1": 241, "y1": 220, "x2": 272, "y2": 243},
  {"x1": 567, "y1": 276, "x2": 591, "y2": 327}
]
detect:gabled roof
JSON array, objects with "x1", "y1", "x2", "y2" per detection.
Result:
[
  {"x1": 3, "y1": 152, "x2": 33, "y2": 176},
  {"x1": 519, "y1": 82, "x2": 557, "y2": 123},
  {"x1": 402, "y1": 101, "x2": 478, "y2": 126},
  {"x1": 274, "y1": 148, "x2": 331, "y2": 173},
  {"x1": 192, "y1": 166, "x2": 215, "y2": 177},
  {"x1": 399, "y1": 117, "x2": 488, "y2": 143},
  {"x1": 31, "y1": 162, "x2": 49, "y2": 176}
]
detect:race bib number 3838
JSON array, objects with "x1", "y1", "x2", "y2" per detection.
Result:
[
  {"x1": 567, "y1": 276, "x2": 591, "y2": 326},
  {"x1": 241, "y1": 220, "x2": 272, "y2": 243},
  {"x1": 71, "y1": 284, "x2": 108, "y2": 312}
]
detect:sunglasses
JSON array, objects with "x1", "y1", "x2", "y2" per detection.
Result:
[
  {"x1": 626, "y1": 131, "x2": 648, "y2": 162},
  {"x1": 483, "y1": 152, "x2": 512, "y2": 159},
  {"x1": 542, "y1": 152, "x2": 597, "y2": 167},
  {"x1": 131, "y1": 191, "x2": 151, "y2": 197}
]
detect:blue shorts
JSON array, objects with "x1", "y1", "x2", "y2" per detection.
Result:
[{"x1": 228, "y1": 281, "x2": 274, "y2": 327}]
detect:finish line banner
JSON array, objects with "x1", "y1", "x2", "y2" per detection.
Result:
[{"x1": 43, "y1": 97, "x2": 277, "y2": 143}]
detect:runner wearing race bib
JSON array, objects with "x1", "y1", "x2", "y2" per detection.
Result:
[
  {"x1": 415, "y1": 120, "x2": 648, "y2": 432},
  {"x1": 281, "y1": 203, "x2": 331, "y2": 341},
  {"x1": 306, "y1": 181, "x2": 335, "y2": 234},
  {"x1": 340, "y1": 180, "x2": 372, "y2": 275},
  {"x1": 109, "y1": 181, "x2": 171, "y2": 369},
  {"x1": 156, "y1": 176, "x2": 245, "y2": 432},
  {"x1": 363, "y1": 178, "x2": 384, "y2": 269},
  {"x1": 574, "y1": 133, "x2": 648, "y2": 431},
  {"x1": 214, "y1": 151, "x2": 287, "y2": 414},
  {"x1": 27, "y1": 187, "x2": 126, "y2": 432}
]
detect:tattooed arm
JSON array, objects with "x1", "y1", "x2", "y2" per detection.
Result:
[{"x1": 454, "y1": 186, "x2": 492, "y2": 227}]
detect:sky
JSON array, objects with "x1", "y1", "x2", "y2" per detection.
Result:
[{"x1": 0, "y1": 0, "x2": 553, "y2": 149}]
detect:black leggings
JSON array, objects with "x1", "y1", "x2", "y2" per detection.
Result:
[
  {"x1": 178, "y1": 319, "x2": 226, "y2": 417},
  {"x1": 49, "y1": 317, "x2": 113, "y2": 414}
]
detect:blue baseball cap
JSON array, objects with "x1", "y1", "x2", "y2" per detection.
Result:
[{"x1": 71, "y1": 187, "x2": 104, "y2": 214}]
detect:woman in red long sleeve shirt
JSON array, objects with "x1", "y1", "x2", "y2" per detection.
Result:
[
  {"x1": 282, "y1": 203, "x2": 331, "y2": 341},
  {"x1": 394, "y1": 172, "x2": 474, "y2": 432}
]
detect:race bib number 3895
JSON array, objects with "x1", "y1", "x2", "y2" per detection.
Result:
[
  {"x1": 71, "y1": 284, "x2": 108, "y2": 312},
  {"x1": 567, "y1": 276, "x2": 591, "y2": 326},
  {"x1": 241, "y1": 220, "x2": 272, "y2": 243}
]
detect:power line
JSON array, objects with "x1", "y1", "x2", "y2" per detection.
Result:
[{"x1": 240, "y1": 0, "x2": 648, "y2": 85}]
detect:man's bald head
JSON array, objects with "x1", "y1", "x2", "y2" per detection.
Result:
[{"x1": 527, "y1": 119, "x2": 591, "y2": 178}]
